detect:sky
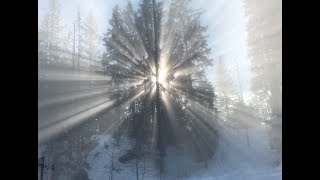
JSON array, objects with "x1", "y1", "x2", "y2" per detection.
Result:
[
  {"x1": 38, "y1": 0, "x2": 251, "y2": 102},
  {"x1": 189, "y1": 0, "x2": 251, "y2": 101}
]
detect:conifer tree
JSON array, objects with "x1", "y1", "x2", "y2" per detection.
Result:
[{"x1": 102, "y1": 0, "x2": 218, "y2": 173}]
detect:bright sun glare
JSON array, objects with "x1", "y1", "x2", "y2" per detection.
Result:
[
  {"x1": 151, "y1": 76, "x2": 157, "y2": 83},
  {"x1": 151, "y1": 66, "x2": 167, "y2": 84},
  {"x1": 151, "y1": 75, "x2": 164, "y2": 84}
]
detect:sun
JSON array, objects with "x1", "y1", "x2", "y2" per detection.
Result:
[
  {"x1": 151, "y1": 61, "x2": 168, "y2": 85},
  {"x1": 151, "y1": 75, "x2": 157, "y2": 83},
  {"x1": 151, "y1": 72, "x2": 166, "y2": 84}
]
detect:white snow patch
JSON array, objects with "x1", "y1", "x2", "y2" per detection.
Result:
[
  {"x1": 86, "y1": 135, "x2": 158, "y2": 180},
  {"x1": 184, "y1": 122, "x2": 282, "y2": 180},
  {"x1": 85, "y1": 122, "x2": 281, "y2": 180}
]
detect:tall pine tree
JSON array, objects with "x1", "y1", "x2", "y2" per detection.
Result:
[
  {"x1": 102, "y1": 0, "x2": 218, "y2": 173},
  {"x1": 245, "y1": 0, "x2": 282, "y2": 163},
  {"x1": 39, "y1": 0, "x2": 64, "y2": 66}
]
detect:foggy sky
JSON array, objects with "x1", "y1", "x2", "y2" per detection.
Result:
[{"x1": 38, "y1": 0, "x2": 251, "y2": 102}]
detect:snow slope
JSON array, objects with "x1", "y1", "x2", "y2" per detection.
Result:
[
  {"x1": 85, "y1": 123, "x2": 281, "y2": 180},
  {"x1": 184, "y1": 123, "x2": 282, "y2": 180}
]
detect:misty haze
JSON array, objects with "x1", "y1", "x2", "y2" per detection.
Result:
[{"x1": 38, "y1": 0, "x2": 282, "y2": 179}]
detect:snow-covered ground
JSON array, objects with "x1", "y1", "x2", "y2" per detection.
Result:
[
  {"x1": 86, "y1": 135, "x2": 159, "y2": 180},
  {"x1": 85, "y1": 123, "x2": 281, "y2": 180},
  {"x1": 184, "y1": 123, "x2": 282, "y2": 180},
  {"x1": 38, "y1": 119, "x2": 281, "y2": 179}
]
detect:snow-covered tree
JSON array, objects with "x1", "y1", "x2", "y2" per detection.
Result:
[
  {"x1": 39, "y1": 0, "x2": 64, "y2": 65},
  {"x1": 102, "y1": 0, "x2": 218, "y2": 174},
  {"x1": 214, "y1": 57, "x2": 240, "y2": 121},
  {"x1": 245, "y1": 0, "x2": 282, "y2": 164},
  {"x1": 82, "y1": 12, "x2": 100, "y2": 72}
]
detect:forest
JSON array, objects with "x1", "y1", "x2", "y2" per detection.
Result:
[{"x1": 38, "y1": 0, "x2": 282, "y2": 179}]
